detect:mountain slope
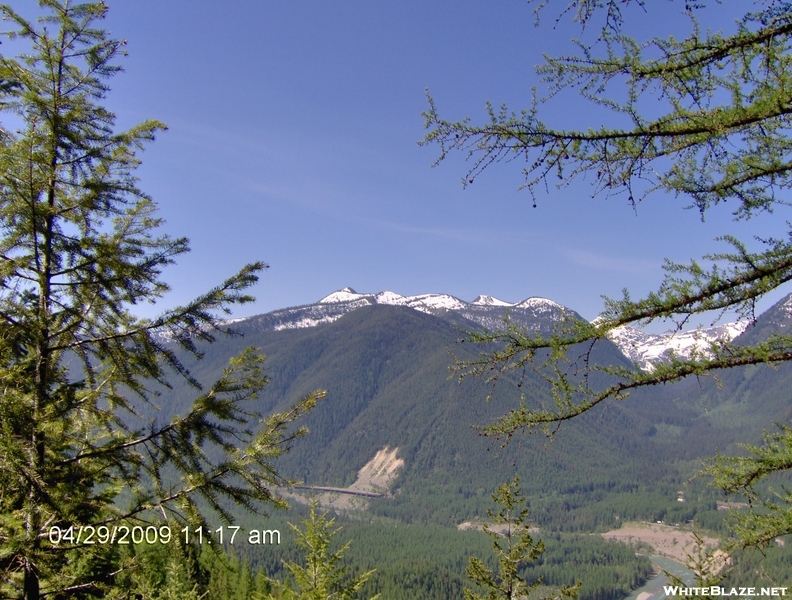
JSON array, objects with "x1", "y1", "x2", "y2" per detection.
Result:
[
  {"x1": 151, "y1": 304, "x2": 708, "y2": 526},
  {"x1": 239, "y1": 287, "x2": 574, "y2": 335},
  {"x1": 233, "y1": 287, "x2": 750, "y2": 372},
  {"x1": 144, "y1": 291, "x2": 792, "y2": 529},
  {"x1": 608, "y1": 321, "x2": 749, "y2": 371}
]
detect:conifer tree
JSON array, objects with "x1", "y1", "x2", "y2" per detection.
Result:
[
  {"x1": 0, "y1": 2, "x2": 321, "y2": 598},
  {"x1": 266, "y1": 499, "x2": 379, "y2": 600},
  {"x1": 465, "y1": 477, "x2": 579, "y2": 600},
  {"x1": 124, "y1": 540, "x2": 204, "y2": 600},
  {"x1": 423, "y1": 0, "x2": 792, "y2": 550}
]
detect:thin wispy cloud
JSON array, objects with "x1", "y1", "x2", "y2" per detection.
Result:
[
  {"x1": 562, "y1": 248, "x2": 659, "y2": 273},
  {"x1": 248, "y1": 181, "x2": 535, "y2": 246}
]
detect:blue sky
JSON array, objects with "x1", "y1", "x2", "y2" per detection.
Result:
[{"x1": 78, "y1": 1, "x2": 791, "y2": 324}]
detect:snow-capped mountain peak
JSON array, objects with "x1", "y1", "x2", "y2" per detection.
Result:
[
  {"x1": 471, "y1": 295, "x2": 514, "y2": 307},
  {"x1": 374, "y1": 290, "x2": 406, "y2": 304},
  {"x1": 232, "y1": 287, "x2": 777, "y2": 373},
  {"x1": 403, "y1": 293, "x2": 467, "y2": 311},
  {"x1": 319, "y1": 287, "x2": 365, "y2": 303},
  {"x1": 319, "y1": 289, "x2": 466, "y2": 311},
  {"x1": 238, "y1": 288, "x2": 572, "y2": 336},
  {"x1": 606, "y1": 321, "x2": 750, "y2": 371},
  {"x1": 514, "y1": 297, "x2": 564, "y2": 311}
]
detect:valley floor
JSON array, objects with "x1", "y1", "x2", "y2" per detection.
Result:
[{"x1": 602, "y1": 522, "x2": 727, "y2": 572}]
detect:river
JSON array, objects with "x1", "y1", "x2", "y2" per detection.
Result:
[{"x1": 624, "y1": 556, "x2": 697, "y2": 600}]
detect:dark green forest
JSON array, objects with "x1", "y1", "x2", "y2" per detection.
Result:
[
  {"x1": 112, "y1": 510, "x2": 656, "y2": 600},
  {"x1": 143, "y1": 305, "x2": 791, "y2": 526},
  {"x1": 127, "y1": 303, "x2": 792, "y2": 594}
]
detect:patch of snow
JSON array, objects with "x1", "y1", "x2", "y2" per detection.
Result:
[
  {"x1": 457, "y1": 312, "x2": 516, "y2": 330},
  {"x1": 514, "y1": 297, "x2": 564, "y2": 311},
  {"x1": 607, "y1": 321, "x2": 749, "y2": 371},
  {"x1": 404, "y1": 293, "x2": 467, "y2": 311},
  {"x1": 779, "y1": 295, "x2": 792, "y2": 321},
  {"x1": 472, "y1": 295, "x2": 514, "y2": 307},
  {"x1": 374, "y1": 290, "x2": 407, "y2": 305},
  {"x1": 221, "y1": 317, "x2": 249, "y2": 325},
  {"x1": 717, "y1": 320, "x2": 750, "y2": 339},
  {"x1": 319, "y1": 287, "x2": 364, "y2": 303},
  {"x1": 273, "y1": 314, "x2": 344, "y2": 330}
]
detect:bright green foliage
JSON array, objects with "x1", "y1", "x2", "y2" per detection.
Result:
[
  {"x1": 153, "y1": 554, "x2": 203, "y2": 600},
  {"x1": 423, "y1": 0, "x2": 792, "y2": 550},
  {"x1": 704, "y1": 426, "x2": 792, "y2": 550},
  {"x1": 0, "y1": 2, "x2": 320, "y2": 598},
  {"x1": 124, "y1": 541, "x2": 203, "y2": 600},
  {"x1": 266, "y1": 500, "x2": 379, "y2": 600},
  {"x1": 119, "y1": 539, "x2": 275, "y2": 599},
  {"x1": 466, "y1": 477, "x2": 579, "y2": 600}
]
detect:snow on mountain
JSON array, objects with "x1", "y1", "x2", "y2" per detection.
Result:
[
  {"x1": 238, "y1": 288, "x2": 569, "y2": 334},
  {"x1": 783, "y1": 295, "x2": 792, "y2": 317},
  {"x1": 237, "y1": 287, "x2": 761, "y2": 372},
  {"x1": 318, "y1": 289, "x2": 466, "y2": 313},
  {"x1": 471, "y1": 295, "x2": 514, "y2": 307},
  {"x1": 514, "y1": 297, "x2": 564, "y2": 312},
  {"x1": 318, "y1": 287, "x2": 367, "y2": 304},
  {"x1": 375, "y1": 291, "x2": 407, "y2": 305},
  {"x1": 607, "y1": 321, "x2": 750, "y2": 371},
  {"x1": 749, "y1": 293, "x2": 792, "y2": 332},
  {"x1": 402, "y1": 293, "x2": 468, "y2": 311}
]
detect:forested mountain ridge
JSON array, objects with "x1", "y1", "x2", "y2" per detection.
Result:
[
  {"x1": 231, "y1": 287, "x2": 759, "y2": 372},
  {"x1": 146, "y1": 293, "x2": 792, "y2": 530},
  {"x1": 234, "y1": 287, "x2": 572, "y2": 336}
]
